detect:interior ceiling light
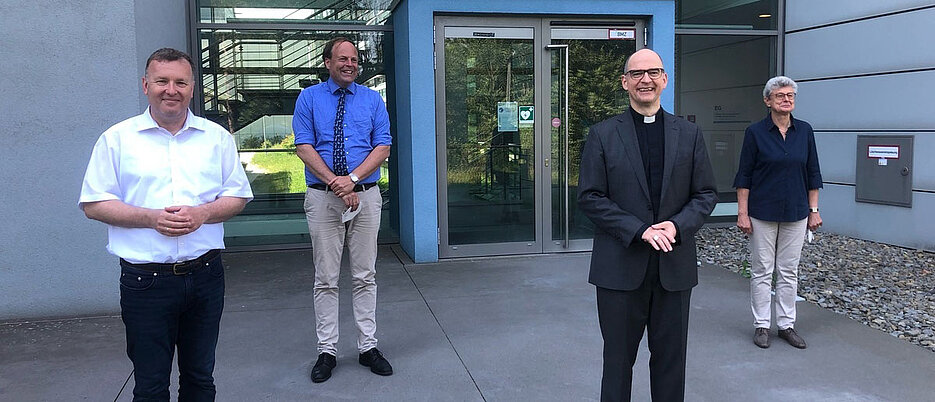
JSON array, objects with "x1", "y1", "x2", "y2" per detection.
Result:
[{"x1": 758, "y1": 14, "x2": 772, "y2": 18}]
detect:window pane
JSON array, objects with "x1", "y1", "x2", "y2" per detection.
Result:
[
  {"x1": 444, "y1": 37, "x2": 536, "y2": 245},
  {"x1": 677, "y1": 0, "x2": 778, "y2": 30},
  {"x1": 197, "y1": 0, "x2": 392, "y2": 25},
  {"x1": 199, "y1": 29, "x2": 396, "y2": 244},
  {"x1": 675, "y1": 35, "x2": 777, "y2": 198}
]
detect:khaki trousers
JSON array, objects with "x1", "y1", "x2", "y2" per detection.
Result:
[
  {"x1": 749, "y1": 217, "x2": 807, "y2": 330},
  {"x1": 304, "y1": 185, "x2": 382, "y2": 355}
]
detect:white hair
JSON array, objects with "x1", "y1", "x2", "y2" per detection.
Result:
[{"x1": 763, "y1": 76, "x2": 798, "y2": 99}]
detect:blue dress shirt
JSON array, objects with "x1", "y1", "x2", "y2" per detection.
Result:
[
  {"x1": 733, "y1": 113, "x2": 822, "y2": 222},
  {"x1": 293, "y1": 78, "x2": 392, "y2": 185}
]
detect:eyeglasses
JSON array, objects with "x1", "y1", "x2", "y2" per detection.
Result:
[
  {"x1": 624, "y1": 68, "x2": 665, "y2": 80},
  {"x1": 771, "y1": 92, "x2": 796, "y2": 100}
]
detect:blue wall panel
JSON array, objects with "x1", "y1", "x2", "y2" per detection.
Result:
[{"x1": 393, "y1": 0, "x2": 675, "y2": 262}]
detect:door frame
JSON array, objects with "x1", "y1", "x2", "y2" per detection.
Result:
[
  {"x1": 435, "y1": 16, "x2": 546, "y2": 258},
  {"x1": 435, "y1": 15, "x2": 646, "y2": 258},
  {"x1": 540, "y1": 17, "x2": 646, "y2": 253}
]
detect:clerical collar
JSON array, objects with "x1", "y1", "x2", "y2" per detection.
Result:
[{"x1": 629, "y1": 107, "x2": 662, "y2": 125}]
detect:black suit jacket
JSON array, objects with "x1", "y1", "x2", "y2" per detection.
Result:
[{"x1": 578, "y1": 109, "x2": 718, "y2": 292}]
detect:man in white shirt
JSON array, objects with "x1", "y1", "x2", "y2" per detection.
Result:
[{"x1": 79, "y1": 48, "x2": 252, "y2": 401}]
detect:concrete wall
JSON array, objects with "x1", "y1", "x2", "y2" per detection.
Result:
[
  {"x1": 0, "y1": 1, "x2": 189, "y2": 320},
  {"x1": 393, "y1": 0, "x2": 675, "y2": 262},
  {"x1": 785, "y1": 2, "x2": 935, "y2": 251}
]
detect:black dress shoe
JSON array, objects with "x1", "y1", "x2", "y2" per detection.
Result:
[
  {"x1": 753, "y1": 327, "x2": 770, "y2": 348},
  {"x1": 311, "y1": 353, "x2": 336, "y2": 383},
  {"x1": 359, "y1": 348, "x2": 393, "y2": 376},
  {"x1": 778, "y1": 327, "x2": 807, "y2": 349}
]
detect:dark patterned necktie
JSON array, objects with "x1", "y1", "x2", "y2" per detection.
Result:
[{"x1": 333, "y1": 87, "x2": 349, "y2": 176}]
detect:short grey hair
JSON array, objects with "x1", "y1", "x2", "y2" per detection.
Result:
[{"x1": 763, "y1": 76, "x2": 798, "y2": 99}]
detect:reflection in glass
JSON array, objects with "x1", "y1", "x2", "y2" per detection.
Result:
[
  {"x1": 200, "y1": 29, "x2": 387, "y2": 198},
  {"x1": 677, "y1": 0, "x2": 778, "y2": 30},
  {"x1": 676, "y1": 35, "x2": 776, "y2": 195},
  {"x1": 551, "y1": 39, "x2": 633, "y2": 242},
  {"x1": 445, "y1": 38, "x2": 535, "y2": 245},
  {"x1": 197, "y1": 0, "x2": 392, "y2": 25},
  {"x1": 198, "y1": 29, "x2": 395, "y2": 244}
]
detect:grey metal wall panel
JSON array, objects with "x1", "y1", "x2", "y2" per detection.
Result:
[
  {"x1": 815, "y1": 132, "x2": 935, "y2": 191},
  {"x1": 134, "y1": 1, "x2": 190, "y2": 111},
  {"x1": 0, "y1": 0, "x2": 188, "y2": 320},
  {"x1": 855, "y1": 136, "x2": 914, "y2": 207},
  {"x1": 820, "y1": 184, "x2": 934, "y2": 251},
  {"x1": 786, "y1": 8, "x2": 935, "y2": 80},
  {"x1": 814, "y1": 132, "x2": 856, "y2": 184},
  {"x1": 792, "y1": 71, "x2": 935, "y2": 131},
  {"x1": 911, "y1": 134, "x2": 935, "y2": 191},
  {"x1": 786, "y1": 0, "x2": 933, "y2": 31}
]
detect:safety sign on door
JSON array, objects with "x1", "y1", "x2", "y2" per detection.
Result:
[
  {"x1": 497, "y1": 102, "x2": 518, "y2": 132},
  {"x1": 518, "y1": 106, "x2": 534, "y2": 126}
]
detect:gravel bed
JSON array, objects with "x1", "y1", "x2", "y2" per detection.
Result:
[{"x1": 696, "y1": 226, "x2": 935, "y2": 352}]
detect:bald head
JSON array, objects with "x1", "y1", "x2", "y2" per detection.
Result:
[
  {"x1": 621, "y1": 48, "x2": 668, "y2": 115},
  {"x1": 624, "y1": 49, "x2": 664, "y2": 74}
]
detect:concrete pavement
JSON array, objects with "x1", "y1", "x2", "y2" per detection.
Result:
[{"x1": 1, "y1": 246, "x2": 933, "y2": 401}]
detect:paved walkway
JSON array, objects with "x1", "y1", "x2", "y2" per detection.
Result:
[{"x1": 2, "y1": 246, "x2": 934, "y2": 401}]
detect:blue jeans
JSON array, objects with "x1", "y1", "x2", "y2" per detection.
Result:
[{"x1": 119, "y1": 253, "x2": 225, "y2": 402}]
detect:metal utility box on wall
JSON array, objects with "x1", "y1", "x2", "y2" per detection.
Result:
[{"x1": 855, "y1": 135, "x2": 913, "y2": 207}]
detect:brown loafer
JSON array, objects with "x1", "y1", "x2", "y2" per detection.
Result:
[
  {"x1": 754, "y1": 327, "x2": 770, "y2": 348},
  {"x1": 778, "y1": 327, "x2": 807, "y2": 349}
]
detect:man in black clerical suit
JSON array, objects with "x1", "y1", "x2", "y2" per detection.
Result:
[{"x1": 578, "y1": 48, "x2": 718, "y2": 401}]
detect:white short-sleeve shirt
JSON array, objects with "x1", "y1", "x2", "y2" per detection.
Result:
[{"x1": 79, "y1": 109, "x2": 253, "y2": 263}]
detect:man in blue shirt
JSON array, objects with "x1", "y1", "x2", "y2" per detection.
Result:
[{"x1": 293, "y1": 37, "x2": 392, "y2": 383}]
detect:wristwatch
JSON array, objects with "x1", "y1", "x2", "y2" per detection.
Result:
[
  {"x1": 809, "y1": 207, "x2": 819, "y2": 213},
  {"x1": 349, "y1": 173, "x2": 360, "y2": 184}
]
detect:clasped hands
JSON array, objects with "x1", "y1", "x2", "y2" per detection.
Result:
[
  {"x1": 641, "y1": 220, "x2": 677, "y2": 252},
  {"x1": 153, "y1": 205, "x2": 208, "y2": 237},
  {"x1": 328, "y1": 175, "x2": 359, "y2": 211}
]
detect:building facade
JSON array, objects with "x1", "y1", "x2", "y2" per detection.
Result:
[{"x1": 1, "y1": 0, "x2": 931, "y2": 320}]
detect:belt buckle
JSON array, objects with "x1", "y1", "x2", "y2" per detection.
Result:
[{"x1": 172, "y1": 262, "x2": 188, "y2": 275}]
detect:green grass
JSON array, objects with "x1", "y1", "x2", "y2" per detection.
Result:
[
  {"x1": 249, "y1": 152, "x2": 392, "y2": 195},
  {"x1": 250, "y1": 152, "x2": 307, "y2": 194}
]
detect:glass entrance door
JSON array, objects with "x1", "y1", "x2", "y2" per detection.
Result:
[
  {"x1": 436, "y1": 18, "x2": 541, "y2": 258},
  {"x1": 544, "y1": 23, "x2": 642, "y2": 252},
  {"x1": 436, "y1": 17, "x2": 644, "y2": 258}
]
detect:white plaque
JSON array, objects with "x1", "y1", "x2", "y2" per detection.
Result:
[
  {"x1": 608, "y1": 29, "x2": 635, "y2": 40},
  {"x1": 868, "y1": 145, "x2": 899, "y2": 159}
]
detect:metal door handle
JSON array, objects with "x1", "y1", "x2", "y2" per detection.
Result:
[{"x1": 547, "y1": 44, "x2": 570, "y2": 248}]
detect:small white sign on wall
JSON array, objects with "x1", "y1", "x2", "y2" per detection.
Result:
[
  {"x1": 608, "y1": 29, "x2": 635, "y2": 40},
  {"x1": 867, "y1": 145, "x2": 899, "y2": 159}
]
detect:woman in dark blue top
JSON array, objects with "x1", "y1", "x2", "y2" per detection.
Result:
[{"x1": 734, "y1": 76, "x2": 823, "y2": 350}]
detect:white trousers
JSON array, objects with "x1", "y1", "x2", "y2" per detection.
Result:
[
  {"x1": 749, "y1": 217, "x2": 807, "y2": 330},
  {"x1": 305, "y1": 186, "x2": 382, "y2": 355}
]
